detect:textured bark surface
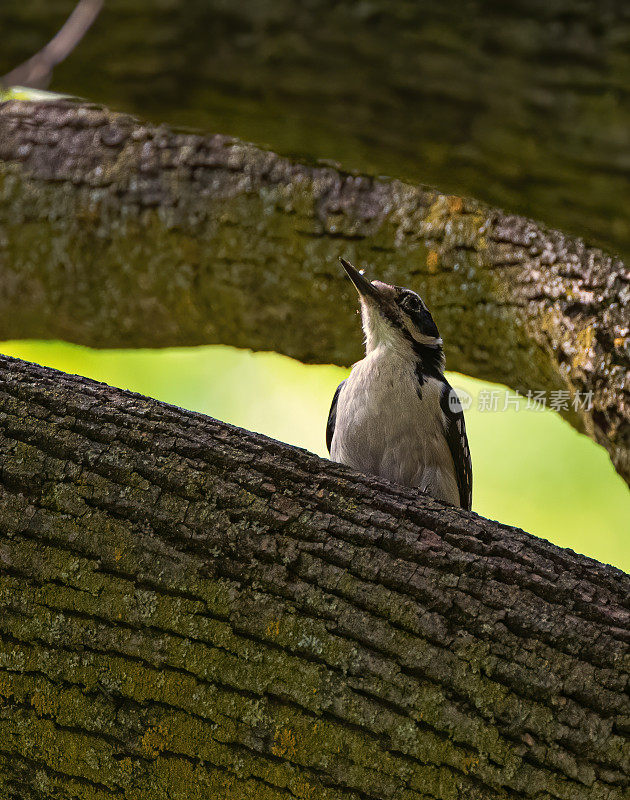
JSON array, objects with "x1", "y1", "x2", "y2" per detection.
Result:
[
  {"x1": 0, "y1": 99, "x2": 628, "y2": 486},
  {"x1": 3, "y1": 1, "x2": 630, "y2": 261},
  {"x1": 0, "y1": 354, "x2": 628, "y2": 799}
]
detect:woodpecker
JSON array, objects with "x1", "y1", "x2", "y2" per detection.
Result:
[{"x1": 327, "y1": 258, "x2": 472, "y2": 510}]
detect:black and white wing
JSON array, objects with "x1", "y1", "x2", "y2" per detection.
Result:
[
  {"x1": 326, "y1": 380, "x2": 346, "y2": 454},
  {"x1": 439, "y1": 382, "x2": 473, "y2": 511}
]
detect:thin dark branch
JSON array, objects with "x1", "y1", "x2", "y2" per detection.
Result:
[{"x1": 1, "y1": 0, "x2": 103, "y2": 89}]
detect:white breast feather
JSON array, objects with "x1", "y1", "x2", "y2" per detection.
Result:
[{"x1": 330, "y1": 346, "x2": 459, "y2": 506}]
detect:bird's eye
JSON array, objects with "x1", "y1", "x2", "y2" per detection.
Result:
[{"x1": 401, "y1": 293, "x2": 421, "y2": 312}]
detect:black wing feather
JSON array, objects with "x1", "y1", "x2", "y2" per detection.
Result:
[
  {"x1": 439, "y1": 382, "x2": 473, "y2": 510},
  {"x1": 326, "y1": 380, "x2": 346, "y2": 453}
]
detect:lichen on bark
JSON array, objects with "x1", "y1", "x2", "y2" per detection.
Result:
[
  {"x1": 0, "y1": 355, "x2": 627, "y2": 799},
  {"x1": 0, "y1": 98, "x2": 628, "y2": 486}
]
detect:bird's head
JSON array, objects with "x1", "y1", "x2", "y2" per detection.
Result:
[{"x1": 340, "y1": 257, "x2": 445, "y2": 372}]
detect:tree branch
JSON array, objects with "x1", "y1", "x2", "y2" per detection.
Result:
[
  {"x1": 2, "y1": 1, "x2": 630, "y2": 261},
  {"x1": 0, "y1": 354, "x2": 628, "y2": 799},
  {"x1": 0, "y1": 99, "x2": 628, "y2": 486},
  {"x1": 1, "y1": 0, "x2": 103, "y2": 90}
]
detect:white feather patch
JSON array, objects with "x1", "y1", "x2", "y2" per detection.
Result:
[{"x1": 330, "y1": 346, "x2": 460, "y2": 506}]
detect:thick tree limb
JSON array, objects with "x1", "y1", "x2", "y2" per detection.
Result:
[
  {"x1": 0, "y1": 354, "x2": 628, "y2": 799},
  {"x1": 0, "y1": 99, "x2": 628, "y2": 486},
  {"x1": 2, "y1": 1, "x2": 630, "y2": 261}
]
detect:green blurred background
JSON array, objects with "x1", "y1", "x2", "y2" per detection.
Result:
[{"x1": 2, "y1": 340, "x2": 628, "y2": 571}]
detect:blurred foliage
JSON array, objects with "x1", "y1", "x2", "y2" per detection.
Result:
[{"x1": 3, "y1": 340, "x2": 628, "y2": 572}]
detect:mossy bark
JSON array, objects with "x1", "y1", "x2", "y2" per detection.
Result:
[
  {"x1": 0, "y1": 354, "x2": 628, "y2": 799},
  {"x1": 3, "y1": 1, "x2": 630, "y2": 262},
  {"x1": 0, "y1": 99, "x2": 628, "y2": 487}
]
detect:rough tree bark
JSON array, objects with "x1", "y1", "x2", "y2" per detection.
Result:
[
  {"x1": 0, "y1": 99, "x2": 628, "y2": 486},
  {"x1": 0, "y1": 354, "x2": 628, "y2": 800},
  {"x1": 3, "y1": 1, "x2": 630, "y2": 261}
]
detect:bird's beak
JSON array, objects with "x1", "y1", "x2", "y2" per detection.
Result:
[{"x1": 339, "y1": 258, "x2": 381, "y2": 302}]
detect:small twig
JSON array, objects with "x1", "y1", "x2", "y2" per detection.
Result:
[{"x1": 1, "y1": 0, "x2": 104, "y2": 90}]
